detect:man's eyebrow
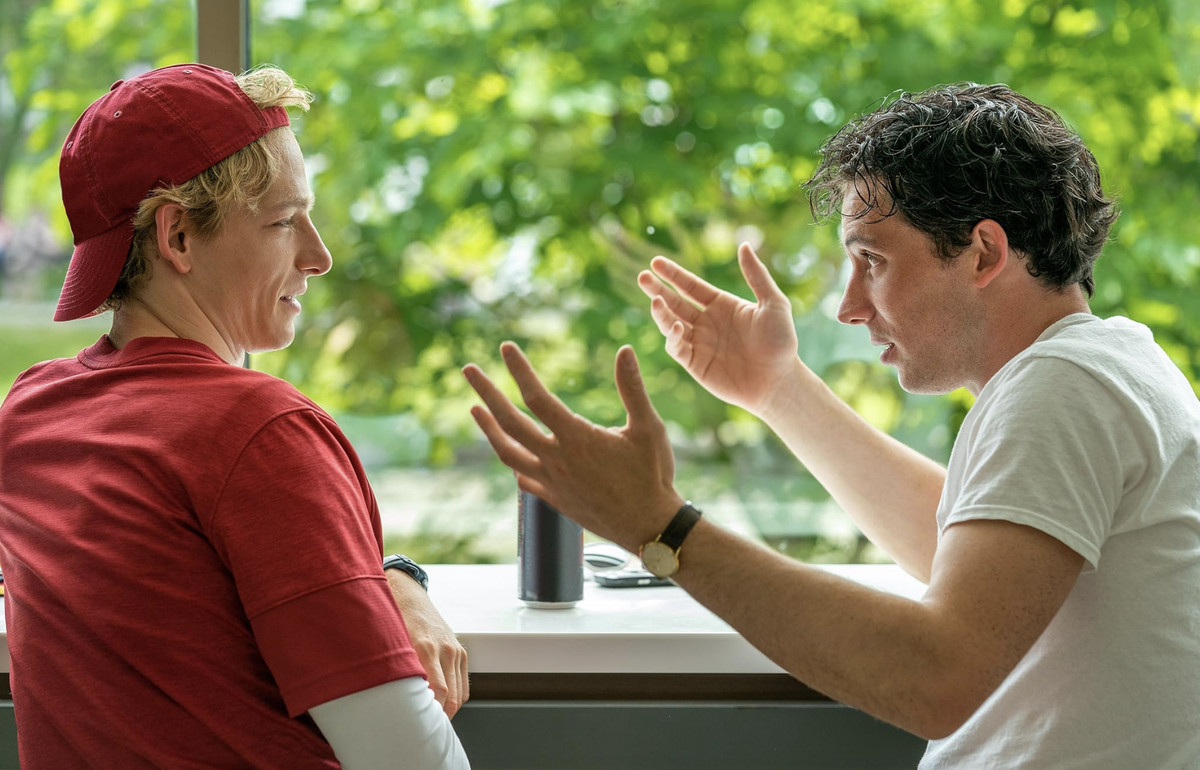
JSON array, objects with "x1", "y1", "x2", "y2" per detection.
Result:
[
  {"x1": 265, "y1": 195, "x2": 316, "y2": 213},
  {"x1": 842, "y1": 233, "x2": 876, "y2": 250}
]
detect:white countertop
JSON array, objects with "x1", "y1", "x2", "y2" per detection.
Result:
[
  {"x1": 0, "y1": 563, "x2": 927, "y2": 677},
  {"x1": 425, "y1": 563, "x2": 926, "y2": 675}
]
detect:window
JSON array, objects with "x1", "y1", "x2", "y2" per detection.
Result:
[
  {"x1": 5, "y1": 0, "x2": 1198, "y2": 565},
  {"x1": 1, "y1": 2, "x2": 196, "y2": 396}
]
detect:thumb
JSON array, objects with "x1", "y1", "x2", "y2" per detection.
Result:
[
  {"x1": 614, "y1": 345, "x2": 661, "y2": 431},
  {"x1": 738, "y1": 242, "x2": 786, "y2": 306}
]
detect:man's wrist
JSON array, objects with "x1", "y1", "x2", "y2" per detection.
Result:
[
  {"x1": 753, "y1": 357, "x2": 811, "y2": 424},
  {"x1": 383, "y1": 553, "x2": 429, "y2": 591},
  {"x1": 639, "y1": 501, "x2": 703, "y2": 579},
  {"x1": 638, "y1": 493, "x2": 687, "y2": 548}
]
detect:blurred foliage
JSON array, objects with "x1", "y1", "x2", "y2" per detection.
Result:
[
  {"x1": 0, "y1": 0, "x2": 193, "y2": 217},
  {"x1": 250, "y1": 0, "x2": 1200, "y2": 482},
  {"x1": 382, "y1": 528, "x2": 499, "y2": 565},
  {"x1": 0, "y1": 306, "x2": 107, "y2": 395},
  {"x1": 3, "y1": 0, "x2": 1199, "y2": 521}
]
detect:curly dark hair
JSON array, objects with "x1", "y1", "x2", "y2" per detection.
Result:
[{"x1": 803, "y1": 83, "x2": 1118, "y2": 296}]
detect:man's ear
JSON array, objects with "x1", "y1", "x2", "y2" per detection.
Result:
[
  {"x1": 970, "y1": 219, "x2": 1009, "y2": 289},
  {"x1": 153, "y1": 203, "x2": 193, "y2": 275}
]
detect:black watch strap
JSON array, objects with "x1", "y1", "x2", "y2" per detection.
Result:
[
  {"x1": 383, "y1": 553, "x2": 429, "y2": 591},
  {"x1": 658, "y1": 501, "x2": 703, "y2": 550}
]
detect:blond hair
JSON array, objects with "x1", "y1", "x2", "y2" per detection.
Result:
[{"x1": 101, "y1": 65, "x2": 313, "y2": 312}]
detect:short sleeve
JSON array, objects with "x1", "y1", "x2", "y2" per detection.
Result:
[
  {"x1": 206, "y1": 408, "x2": 424, "y2": 715},
  {"x1": 943, "y1": 357, "x2": 1137, "y2": 569}
]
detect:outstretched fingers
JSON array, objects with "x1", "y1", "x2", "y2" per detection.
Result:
[
  {"x1": 496, "y1": 342, "x2": 582, "y2": 437},
  {"x1": 613, "y1": 345, "x2": 664, "y2": 434},
  {"x1": 639, "y1": 265, "x2": 707, "y2": 369},
  {"x1": 462, "y1": 362, "x2": 551, "y2": 476},
  {"x1": 465, "y1": 346, "x2": 619, "y2": 513},
  {"x1": 638, "y1": 269, "x2": 703, "y2": 327},
  {"x1": 646, "y1": 292, "x2": 688, "y2": 337},
  {"x1": 644, "y1": 256, "x2": 722, "y2": 309},
  {"x1": 662, "y1": 315, "x2": 695, "y2": 368},
  {"x1": 737, "y1": 242, "x2": 786, "y2": 306},
  {"x1": 465, "y1": 399, "x2": 542, "y2": 479}
]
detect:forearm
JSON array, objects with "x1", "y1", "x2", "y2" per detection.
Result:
[
  {"x1": 461, "y1": 338, "x2": 1074, "y2": 743},
  {"x1": 673, "y1": 520, "x2": 969, "y2": 738},
  {"x1": 386, "y1": 567, "x2": 470, "y2": 717},
  {"x1": 309, "y1": 677, "x2": 471, "y2": 769},
  {"x1": 756, "y1": 357, "x2": 944, "y2": 581}
]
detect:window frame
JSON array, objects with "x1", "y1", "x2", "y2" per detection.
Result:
[{"x1": 196, "y1": 1, "x2": 250, "y2": 72}]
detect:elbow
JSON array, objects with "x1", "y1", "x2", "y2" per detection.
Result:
[
  {"x1": 906, "y1": 676, "x2": 992, "y2": 740},
  {"x1": 915, "y1": 708, "x2": 971, "y2": 741}
]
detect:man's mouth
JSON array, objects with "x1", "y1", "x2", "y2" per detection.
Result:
[{"x1": 872, "y1": 338, "x2": 896, "y2": 362}]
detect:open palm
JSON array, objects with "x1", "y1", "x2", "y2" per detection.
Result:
[{"x1": 639, "y1": 243, "x2": 799, "y2": 417}]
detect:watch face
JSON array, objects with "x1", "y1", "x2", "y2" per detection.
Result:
[{"x1": 640, "y1": 540, "x2": 679, "y2": 578}]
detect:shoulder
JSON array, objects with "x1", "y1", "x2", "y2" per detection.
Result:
[
  {"x1": 988, "y1": 314, "x2": 1192, "y2": 408},
  {"x1": 1026, "y1": 314, "x2": 1172, "y2": 379},
  {"x1": 127, "y1": 346, "x2": 332, "y2": 425},
  {"x1": 962, "y1": 314, "x2": 1198, "y2": 467},
  {"x1": 1029, "y1": 314, "x2": 1149, "y2": 359},
  {"x1": 111, "y1": 340, "x2": 341, "y2": 447}
]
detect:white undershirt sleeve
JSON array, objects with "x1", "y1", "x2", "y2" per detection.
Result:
[{"x1": 308, "y1": 676, "x2": 471, "y2": 770}]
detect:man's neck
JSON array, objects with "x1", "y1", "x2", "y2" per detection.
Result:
[
  {"x1": 971, "y1": 286, "x2": 1091, "y2": 395},
  {"x1": 109, "y1": 298, "x2": 243, "y2": 366}
]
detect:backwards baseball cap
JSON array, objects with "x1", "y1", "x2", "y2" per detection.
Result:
[{"x1": 54, "y1": 63, "x2": 291, "y2": 322}]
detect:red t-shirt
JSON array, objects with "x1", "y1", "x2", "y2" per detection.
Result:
[{"x1": 0, "y1": 336, "x2": 425, "y2": 769}]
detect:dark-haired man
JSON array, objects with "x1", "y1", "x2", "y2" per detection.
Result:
[{"x1": 463, "y1": 84, "x2": 1200, "y2": 767}]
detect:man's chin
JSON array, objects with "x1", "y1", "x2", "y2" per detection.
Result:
[
  {"x1": 247, "y1": 330, "x2": 296, "y2": 356},
  {"x1": 896, "y1": 368, "x2": 960, "y2": 396}
]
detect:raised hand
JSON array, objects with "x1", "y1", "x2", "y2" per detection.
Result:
[
  {"x1": 462, "y1": 343, "x2": 684, "y2": 552},
  {"x1": 638, "y1": 242, "x2": 799, "y2": 417}
]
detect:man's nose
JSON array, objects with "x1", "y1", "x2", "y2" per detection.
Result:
[
  {"x1": 300, "y1": 219, "x2": 333, "y2": 276},
  {"x1": 836, "y1": 274, "x2": 872, "y2": 326}
]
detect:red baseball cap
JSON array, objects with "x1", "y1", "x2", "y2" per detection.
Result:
[{"x1": 54, "y1": 63, "x2": 291, "y2": 322}]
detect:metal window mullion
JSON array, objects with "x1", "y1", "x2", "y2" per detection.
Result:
[{"x1": 195, "y1": 0, "x2": 250, "y2": 73}]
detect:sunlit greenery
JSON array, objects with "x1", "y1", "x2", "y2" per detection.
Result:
[
  {"x1": 248, "y1": 0, "x2": 1200, "y2": 472},
  {"x1": 3, "y1": 0, "x2": 1198, "y2": 561}
]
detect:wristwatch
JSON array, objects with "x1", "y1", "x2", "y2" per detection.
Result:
[
  {"x1": 639, "y1": 502, "x2": 703, "y2": 579},
  {"x1": 382, "y1": 553, "x2": 429, "y2": 591}
]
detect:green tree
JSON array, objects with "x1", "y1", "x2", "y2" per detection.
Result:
[
  {"x1": 246, "y1": 0, "x2": 1199, "y2": 474},
  {"x1": 4, "y1": 0, "x2": 1198, "y2": 513},
  {"x1": 0, "y1": 0, "x2": 192, "y2": 236}
]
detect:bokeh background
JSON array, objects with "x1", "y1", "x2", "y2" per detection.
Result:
[{"x1": 3, "y1": 0, "x2": 1198, "y2": 564}]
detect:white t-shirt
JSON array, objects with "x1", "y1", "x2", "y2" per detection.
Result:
[{"x1": 921, "y1": 314, "x2": 1200, "y2": 769}]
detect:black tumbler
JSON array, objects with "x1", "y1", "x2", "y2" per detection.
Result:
[{"x1": 518, "y1": 491, "x2": 584, "y2": 608}]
